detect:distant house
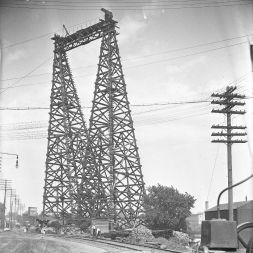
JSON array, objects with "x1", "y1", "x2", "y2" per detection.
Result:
[
  {"x1": 186, "y1": 212, "x2": 204, "y2": 238},
  {"x1": 22, "y1": 207, "x2": 38, "y2": 226},
  {"x1": 205, "y1": 200, "x2": 253, "y2": 248}
]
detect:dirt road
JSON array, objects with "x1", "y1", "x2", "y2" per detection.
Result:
[{"x1": 0, "y1": 229, "x2": 146, "y2": 253}]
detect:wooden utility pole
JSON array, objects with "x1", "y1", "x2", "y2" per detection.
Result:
[
  {"x1": 13, "y1": 196, "x2": 17, "y2": 225},
  {"x1": 211, "y1": 86, "x2": 247, "y2": 221},
  {"x1": 0, "y1": 179, "x2": 12, "y2": 228},
  {"x1": 9, "y1": 189, "x2": 13, "y2": 229}
]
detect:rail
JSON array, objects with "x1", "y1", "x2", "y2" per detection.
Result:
[{"x1": 46, "y1": 233, "x2": 185, "y2": 253}]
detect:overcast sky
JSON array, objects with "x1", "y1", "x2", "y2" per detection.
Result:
[{"x1": 0, "y1": 0, "x2": 253, "y2": 215}]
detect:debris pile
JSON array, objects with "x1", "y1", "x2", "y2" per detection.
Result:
[
  {"x1": 172, "y1": 231, "x2": 191, "y2": 246},
  {"x1": 154, "y1": 236, "x2": 190, "y2": 251},
  {"x1": 152, "y1": 231, "x2": 192, "y2": 251},
  {"x1": 126, "y1": 225, "x2": 155, "y2": 244},
  {"x1": 152, "y1": 229, "x2": 173, "y2": 239},
  {"x1": 62, "y1": 224, "x2": 82, "y2": 235}
]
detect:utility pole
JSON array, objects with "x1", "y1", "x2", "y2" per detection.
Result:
[
  {"x1": 3, "y1": 180, "x2": 7, "y2": 228},
  {"x1": 17, "y1": 199, "x2": 20, "y2": 224},
  {"x1": 9, "y1": 189, "x2": 16, "y2": 229},
  {"x1": 0, "y1": 179, "x2": 12, "y2": 228},
  {"x1": 6, "y1": 189, "x2": 15, "y2": 229},
  {"x1": 13, "y1": 195, "x2": 17, "y2": 226},
  {"x1": 211, "y1": 86, "x2": 247, "y2": 221}
]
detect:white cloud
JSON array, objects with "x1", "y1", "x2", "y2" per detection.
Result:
[
  {"x1": 118, "y1": 14, "x2": 147, "y2": 44},
  {"x1": 4, "y1": 48, "x2": 27, "y2": 64},
  {"x1": 165, "y1": 55, "x2": 206, "y2": 75}
]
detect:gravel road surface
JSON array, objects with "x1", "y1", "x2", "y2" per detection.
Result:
[{"x1": 0, "y1": 229, "x2": 151, "y2": 253}]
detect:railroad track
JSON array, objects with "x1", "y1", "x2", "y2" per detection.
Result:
[{"x1": 46, "y1": 233, "x2": 186, "y2": 253}]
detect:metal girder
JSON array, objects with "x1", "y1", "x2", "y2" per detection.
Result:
[{"x1": 52, "y1": 20, "x2": 117, "y2": 52}]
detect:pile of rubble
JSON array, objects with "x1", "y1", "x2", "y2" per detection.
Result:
[
  {"x1": 172, "y1": 231, "x2": 192, "y2": 245},
  {"x1": 153, "y1": 231, "x2": 192, "y2": 251},
  {"x1": 120, "y1": 226, "x2": 191, "y2": 251},
  {"x1": 62, "y1": 224, "x2": 83, "y2": 235},
  {"x1": 125, "y1": 225, "x2": 155, "y2": 244}
]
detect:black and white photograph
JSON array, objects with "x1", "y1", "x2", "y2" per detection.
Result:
[{"x1": 0, "y1": 0, "x2": 253, "y2": 252}]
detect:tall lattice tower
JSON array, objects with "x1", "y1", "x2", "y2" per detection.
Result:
[
  {"x1": 43, "y1": 49, "x2": 92, "y2": 220},
  {"x1": 86, "y1": 10, "x2": 145, "y2": 226},
  {"x1": 43, "y1": 9, "x2": 145, "y2": 226}
]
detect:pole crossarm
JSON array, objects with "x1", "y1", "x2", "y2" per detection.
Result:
[
  {"x1": 211, "y1": 109, "x2": 246, "y2": 114},
  {"x1": 211, "y1": 125, "x2": 247, "y2": 129},
  {"x1": 211, "y1": 132, "x2": 247, "y2": 136},
  {"x1": 211, "y1": 93, "x2": 246, "y2": 99},
  {"x1": 0, "y1": 152, "x2": 18, "y2": 157},
  {"x1": 211, "y1": 100, "x2": 245, "y2": 106},
  {"x1": 211, "y1": 140, "x2": 247, "y2": 143}
]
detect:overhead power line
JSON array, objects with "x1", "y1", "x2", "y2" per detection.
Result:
[
  {"x1": 4, "y1": 0, "x2": 247, "y2": 4},
  {"x1": 0, "y1": 99, "x2": 211, "y2": 111},
  {"x1": 2, "y1": 0, "x2": 249, "y2": 6},
  {"x1": 1, "y1": 16, "x2": 102, "y2": 49},
  {"x1": 0, "y1": 56, "x2": 53, "y2": 95},
  {"x1": 1, "y1": 103, "x2": 251, "y2": 140},
  {"x1": 0, "y1": 1, "x2": 251, "y2": 11},
  {"x1": 1, "y1": 40, "x2": 251, "y2": 92},
  {"x1": 1, "y1": 32, "x2": 252, "y2": 82},
  {"x1": 1, "y1": 72, "x2": 252, "y2": 111}
]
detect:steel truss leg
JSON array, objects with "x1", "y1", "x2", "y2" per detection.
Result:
[
  {"x1": 87, "y1": 27, "x2": 145, "y2": 227},
  {"x1": 43, "y1": 50, "x2": 92, "y2": 220}
]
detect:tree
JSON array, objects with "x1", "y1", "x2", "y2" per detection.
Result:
[
  {"x1": 0, "y1": 203, "x2": 5, "y2": 228},
  {"x1": 143, "y1": 184, "x2": 196, "y2": 231},
  {"x1": 0, "y1": 203, "x2": 4, "y2": 218}
]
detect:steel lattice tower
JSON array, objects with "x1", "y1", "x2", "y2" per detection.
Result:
[
  {"x1": 86, "y1": 14, "x2": 145, "y2": 226},
  {"x1": 43, "y1": 9, "x2": 145, "y2": 226},
  {"x1": 43, "y1": 49, "x2": 94, "y2": 220}
]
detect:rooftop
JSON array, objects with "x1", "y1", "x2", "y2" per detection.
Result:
[{"x1": 206, "y1": 200, "x2": 253, "y2": 212}]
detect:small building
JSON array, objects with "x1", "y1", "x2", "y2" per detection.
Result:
[
  {"x1": 22, "y1": 207, "x2": 38, "y2": 226},
  {"x1": 205, "y1": 200, "x2": 253, "y2": 248},
  {"x1": 186, "y1": 212, "x2": 204, "y2": 238}
]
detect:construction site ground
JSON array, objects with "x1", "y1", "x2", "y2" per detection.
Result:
[{"x1": 0, "y1": 228, "x2": 177, "y2": 253}]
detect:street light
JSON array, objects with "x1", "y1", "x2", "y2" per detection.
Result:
[{"x1": 0, "y1": 152, "x2": 19, "y2": 169}]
